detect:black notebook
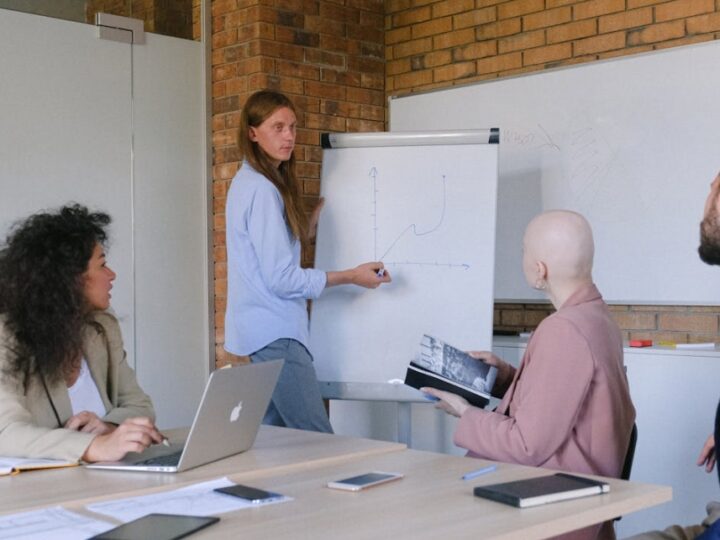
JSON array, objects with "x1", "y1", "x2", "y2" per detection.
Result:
[
  {"x1": 404, "y1": 334, "x2": 497, "y2": 408},
  {"x1": 473, "y1": 473, "x2": 610, "y2": 508}
]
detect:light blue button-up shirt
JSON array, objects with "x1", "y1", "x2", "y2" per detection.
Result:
[{"x1": 224, "y1": 162, "x2": 327, "y2": 355}]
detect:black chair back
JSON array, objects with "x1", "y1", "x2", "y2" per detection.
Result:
[
  {"x1": 615, "y1": 422, "x2": 638, "y2": 523},
  {"x1": 622, "y1": 423, "x2": 638, "y2": 481}
]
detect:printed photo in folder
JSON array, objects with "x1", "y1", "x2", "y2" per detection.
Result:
[
  {"x1": 473, "y1": 473, "x2": 610, "y2": 508},
  {"x1": 404, "y1": 334, "x2": 497, "y2": 408}
]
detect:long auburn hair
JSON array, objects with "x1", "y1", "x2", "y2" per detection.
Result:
[
  {"x1": 238, "y1": 90, "x2": 308, "y2": 242},
  {"x1": 0, "y1": 204, "x2": 110, "y2": 386}
]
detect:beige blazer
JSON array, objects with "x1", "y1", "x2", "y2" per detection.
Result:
[{"x1": 0, "y1": 311, "x2": 155, "y2": 461}]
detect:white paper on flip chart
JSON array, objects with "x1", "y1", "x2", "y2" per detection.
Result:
[
  {"x1": 86, "y1": 476, "x2": 292, "y2": 522},
  {"x1": 0, "y1": 506, "x2": 113, "y2": 540}
]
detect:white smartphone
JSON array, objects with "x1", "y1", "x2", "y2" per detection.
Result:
[{"x1": 327, "y1": 471, "x2": 403, "y2": 491}]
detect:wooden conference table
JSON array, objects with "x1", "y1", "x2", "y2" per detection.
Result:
[
  {"x1": 0, "y1": 425, "x2": 404, "y2": 513},
  {"x1": 1, "y1": 426, "x2": 671, "y2": 539}
]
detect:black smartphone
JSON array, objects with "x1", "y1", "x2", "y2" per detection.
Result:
[
  {"x1": 214, "y1": 483, "x2": 282, "y2": 503},
  {"x1": 89, "y1": 513, "x2": 219, "y2": 540}
]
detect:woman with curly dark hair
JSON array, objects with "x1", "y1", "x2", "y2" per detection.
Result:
[{"x1": 0, "y1": 204, "x2": 164, "y2": 462}]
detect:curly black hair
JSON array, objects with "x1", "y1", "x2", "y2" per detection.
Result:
[{"x1": 0, "y1": 204, "x2": 111, "y2": 386}]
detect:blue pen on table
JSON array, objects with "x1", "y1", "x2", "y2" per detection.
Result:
[{"x1": 461, "y1": 464, "x2": 497, "y2": 481}]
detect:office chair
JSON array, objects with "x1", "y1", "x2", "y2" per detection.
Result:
[
  {"x1": 622, "y1": 423, "x2": 638, "y2": 481},
  {"x1": 615, "y1": 422, "x2": 638, "y2": 522}
]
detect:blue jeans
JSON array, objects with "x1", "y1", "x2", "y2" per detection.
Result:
[{"x1": 250, "y1": 339, "x2": 333, "y2": 434}]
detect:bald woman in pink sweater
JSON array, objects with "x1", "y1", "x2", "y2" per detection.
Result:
[{"x1": 424, "y1": 210, "x2": 635, "y2": 540}]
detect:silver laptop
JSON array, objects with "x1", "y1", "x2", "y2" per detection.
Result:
[{"x1": 86, "y1": 360, "x2": 283, "y2": 473}]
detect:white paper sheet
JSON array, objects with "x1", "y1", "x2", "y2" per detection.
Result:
[
  {"x1": 86, "y1": 477, "x2": 291, "y2": 522},
  {"x1": 0, "y1": 506, "x2": 113, "y2": 540}
]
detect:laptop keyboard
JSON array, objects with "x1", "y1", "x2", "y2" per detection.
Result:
[{"x1": 137, "y1": 451, "x2": 182, "y2": 467}]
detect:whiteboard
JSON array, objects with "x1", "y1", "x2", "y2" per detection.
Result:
[
  {"x1": 391, "y1": 40, "x2": 720, "y2": 305},
  {"x1": 310, "y1": 139, "x2": 498, "y2": 384}
]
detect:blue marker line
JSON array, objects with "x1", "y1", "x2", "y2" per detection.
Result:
[{"x1": 461, "y1": 464, "x2": 497, "y2": 481}]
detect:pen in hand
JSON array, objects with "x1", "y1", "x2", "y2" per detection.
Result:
[
  {"x1": 461, "y1": 464, "x2": 497, "y2": 481},
  {"x1": 158, "y1": 432, "x2": 170, "y2": 447}
]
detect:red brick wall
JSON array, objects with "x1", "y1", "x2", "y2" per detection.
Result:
[
  {"x1": 495, "y1": 303, "x2": 720, "y2": 344},
  {"x1": 386, "y1": 0, "x2": 720, "y2": 93},
  {"x1": 385, "y1": 0, "x2": 720, "y2": 345},
  {"x1": 211, "y1": 0, "x2": 385, "y2": 366}
]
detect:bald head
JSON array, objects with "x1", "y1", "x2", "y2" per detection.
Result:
[{"x1": 523, "y1": 210, "x2": 594, "y2": 289}]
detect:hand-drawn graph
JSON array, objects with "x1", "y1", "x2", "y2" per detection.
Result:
[{"x1": 369, "y1": 166, "x2": 470, "y2": 270}]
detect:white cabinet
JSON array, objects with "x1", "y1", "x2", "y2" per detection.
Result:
[
  {"x1": 618, "y1": 348, "x2": 720, "y2": 537},
  {"x1": 491, "y1": 336, "x2": 528, "y2": 367}
]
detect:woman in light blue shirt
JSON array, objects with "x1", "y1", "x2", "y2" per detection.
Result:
[{"x1": 225, "y1": 90, "x2": 391, "y2": 433}]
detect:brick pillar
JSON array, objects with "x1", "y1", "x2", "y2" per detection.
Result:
[{"x1": 211, "y1": 0, "x2": 385, "y2": 366}]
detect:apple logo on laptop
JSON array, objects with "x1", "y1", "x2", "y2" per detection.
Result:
[{"x1": 230, "y1": 401, "x2": 243, "y2": 422}]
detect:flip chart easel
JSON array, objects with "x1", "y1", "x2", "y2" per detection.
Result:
[{"x1": 310, "y1": 130, "x2": 499, "y2": 445}]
